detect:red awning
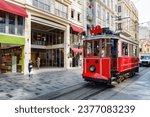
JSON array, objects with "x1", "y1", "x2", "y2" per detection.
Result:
[
  {"x1": 70, "y1": 24, "x2": 83, "y2": 33},
  {"x1": 71, "y1": 48, "x2": 83, "y2": 53},
  {"x1": 0, "y1": 0, "x2": 28, "y2": 17}
]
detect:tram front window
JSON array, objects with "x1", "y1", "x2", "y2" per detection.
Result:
[
  {"x1": 94, "y1": 40, "x2": 100, "y2": 56},
  {"x1": 87, "y1": 41, "x2": 92, "y2": 55}
]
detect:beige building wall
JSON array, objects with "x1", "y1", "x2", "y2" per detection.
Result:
[
  {"x1": 117, "y1": 0, "x2": 139, "y2": 41},
  {"x1": 139, "y1": 26, "x2": 150, "y2": 54}
]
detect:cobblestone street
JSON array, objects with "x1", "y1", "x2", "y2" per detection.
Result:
[{"x1": 0, "y1": 68, "x2": 84, "y2": 99}]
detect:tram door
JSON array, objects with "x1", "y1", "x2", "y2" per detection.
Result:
[{"x1": 111, "y1": 39, "x2": 118, "y2": 71}]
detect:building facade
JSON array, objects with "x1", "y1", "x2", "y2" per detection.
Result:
[
  {"x1": 95, "y1": 0, "x2": 118, "y2": 31},
  {"x1": 83, "y1": 0, "x2": 118, "y2": 38},
  {"x1": 0, "y1": 0, "x2": 139, "y2": 75},
  {"x1": 69, "y1": 0, "x2": 84, "y2": 68},
  {"x1": 117, "y1": 0, "x2": 139, "y2": 41},
  {"x1": 139, "y1": 26, "x2": 150, "y2": 54},
  {"x1": 0, "y1": 0, "x2": 73, "y2": 74}
]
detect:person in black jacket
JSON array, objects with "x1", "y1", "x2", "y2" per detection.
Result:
[{"x1": 28, "y1": 60, "x2": 33, "y2": 77}]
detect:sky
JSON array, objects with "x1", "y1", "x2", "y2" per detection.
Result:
[{"x1": 131, "y1": 0, "x2": 150, "y2": 25}]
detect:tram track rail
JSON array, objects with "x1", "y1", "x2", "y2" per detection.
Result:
[{"x1": 33, "y1": 67, "x2": 148, "y2": 100}]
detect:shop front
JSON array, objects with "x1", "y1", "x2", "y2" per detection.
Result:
[
  {"x1": 31, "y1": 48, "x2": 64, "y2": 68},
  {"x1": 70, "y1": 24, "x2": 83, "y2": 67},
  {"x1": 31, "y1": 22, "x2": 65, "y2": 68},
  {"x1": 0, "y1": 34, "x2": 25, "y2": 74},
  {"x1": 0, "y1": 0, "x2": 27, "y2": 74}
]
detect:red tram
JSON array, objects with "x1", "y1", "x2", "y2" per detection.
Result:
[{"x1": 82, "y1": 27, "x2": 139, "y2": 85}]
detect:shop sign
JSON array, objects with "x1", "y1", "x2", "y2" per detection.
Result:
[
  {"x1": 90, "y1": 25, "x2": 103, "y2": 35},
  {"x1": 3, "y1": 57, "x2": 12, "y2": 62}
]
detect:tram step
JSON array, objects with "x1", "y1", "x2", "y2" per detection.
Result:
[
  {"x1": 111, "y1": 77, "x2": 117, "y2": 81},
  {"x1": 111, "y1": 81, "x2": 118, "y2": 86}
]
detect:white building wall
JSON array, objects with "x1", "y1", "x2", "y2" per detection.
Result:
[
  {"x1": 117, "y1": 0, "x2": 139, "y2": 40},
  {"x1": 84, "y1": 0, "x2": 118, "y2": 37},
  {"x1": 70, "y1": 0, "x2": 83, "y2": 27}
]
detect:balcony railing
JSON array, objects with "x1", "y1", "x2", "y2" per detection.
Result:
[
  {"x1": 55, "y1": 9, "x2": 68, "y2": 19},
  {"x1": 32, "y1": 0, "x2": 51, "y2": 13}
]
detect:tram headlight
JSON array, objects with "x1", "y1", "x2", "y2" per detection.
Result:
[{"x1": 90, "y1": 65, "x2": 96, "y2": 72}]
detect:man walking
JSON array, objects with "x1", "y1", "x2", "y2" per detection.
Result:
[
  {"x1": 28, "y1": 60, "x2": 33, "y2": 77},
  {"x1": 37, "y1": 57, "x2": 40, "y2": 69}
]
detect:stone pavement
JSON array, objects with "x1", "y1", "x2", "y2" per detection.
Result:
[
  {"x1": 89, "y1": 67, "x2": 150, "y2": 100},
  {"x1": 0, "y1": 68, "x2": 84, "y2": 100}
]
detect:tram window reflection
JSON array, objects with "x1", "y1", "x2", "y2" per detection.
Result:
[
  {"x1": 102, "y1": 40, "x2": 105, "y2": 57},
  {"x1": 94, "y1": 40, "x2": 100, "y2": 56},
  {"x1": 87, "y1": 41, "x2": 93, "y2": 56},
  {"x1": 122, "y1": 42, "x2": 128, "y2": 56}
]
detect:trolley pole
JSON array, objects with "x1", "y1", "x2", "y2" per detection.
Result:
[{"x1": 86, "y1": 0, "x2": 96, "y2": 39}]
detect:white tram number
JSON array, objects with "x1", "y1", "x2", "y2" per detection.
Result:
[{"x1": 77, "y1": 105, "x2": 135, "y2": 114}]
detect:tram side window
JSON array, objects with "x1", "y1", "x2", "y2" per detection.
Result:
[
  {"x1": 129, "y1": 44, "x2": 133, "y2": 56},
  {"x1": 102, "y1": 40, "x2": 105, "y2": 57},
  {"x1": 83, "y1": 41, "x2": 86, "y2": 57},
  {"x1": 106, "y1": 39, "x2": 111, "y2": 57},
  {"x1": 87, "y1": 41, "x2": 93, "y2": 55},
  {"x1": 133, "y1": 46, "x2": 138, "y2": 57},
  {"x1": 94, "y1": 40, "x2": 100, "y2": 56},
  {"x1": 122, "y1": 42, "x2": 128, "y2": 56},
  {"x1": 111, "y1": 39, "x2": 117, "y2": 57}
]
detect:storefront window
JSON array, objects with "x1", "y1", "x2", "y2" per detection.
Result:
[
  {"x1": 17, "y1": 16, "x2": 24, "y2": 35},
  {"x1": 31, "y1": 48, "x2": 64, "y2": 68},
  {"x1": 9, "y1": 14, "x2": 15, "y2": 34},
  {"x1": 31, "y1": 30, "x2": 64, "y2": 46},
  {"x1": 0, "y1": 11, "x2": 25, "y2": 36},
  {"x1": 0, "y1": 45, "x2": 22, "y2": 73},
  {"x1": 0, "y1": 10, "x2": 6, "y2": 33}
]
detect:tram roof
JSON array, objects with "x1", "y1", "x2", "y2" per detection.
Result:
[
  {"x1": 84, "y1": 34, "x2": 139, "y2": 45},
  {"x1": 84, "y1": 34, "x2": 120, "y2": 40}
]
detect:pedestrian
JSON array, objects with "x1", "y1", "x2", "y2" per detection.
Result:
[
  {"x1": 69, "y1": 56, "x2": 72, "y2": 67},
  {"x1": 37, "y1": 56, "x2": 40, "y2": 69},
  {"x1": 28, "y1": 60, "x2": 33, "y2": 77}
]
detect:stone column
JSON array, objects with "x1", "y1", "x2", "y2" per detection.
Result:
[
  {"x1": 64, "y1": 24, "x2": 70, "y2": 69},
  {"x1": 24, "y1": 10, "x2": 31, "y2": 75}
]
